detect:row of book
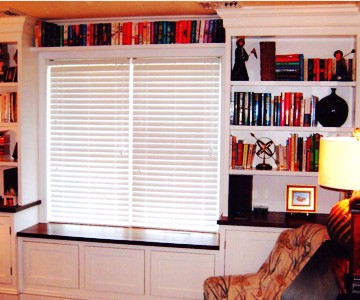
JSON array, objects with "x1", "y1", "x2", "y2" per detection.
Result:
[
  {"x1": 34, "y1": 19, "x2": 225, "y2": 47},
  {"x1": 230, "y1": 91, "x2": 318, "y2": 127},
  {"x1": 230, "y1": 136, "x2": 256, "y2": 170},
  {"x1": 0, "y1": 92, "x2": 17, "y2": 123},
  {"x1": 274, "y1": 53, "x2": 355, "y2": 82},
  {"x1": 230, "y1": 133, "x2": 321, "y2": 172},
  {"x1": 276, "y1": 133, "x2": 322, "y2": 172}
]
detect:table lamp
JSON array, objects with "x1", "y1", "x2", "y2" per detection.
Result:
[{"x1": 318, "y1": 129, "x2": 360, "y2": 294}]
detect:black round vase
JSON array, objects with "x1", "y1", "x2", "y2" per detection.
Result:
[{"x1": 316, "y1": 88, "x2": 348, "y2": 127}]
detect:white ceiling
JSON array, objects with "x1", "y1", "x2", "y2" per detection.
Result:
[
  {"x1": 0, "y1": 1, "x2": 356, "y2": 21},
  {"x1": 0, "y1": 1, "x2": 217, "y2": 20}
]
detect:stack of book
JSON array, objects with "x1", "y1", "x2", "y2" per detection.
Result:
[
  {"x1": 230, "y1": 91, "x2": 318, "y2": 127},
  {"x1": 34, "y1": 19, "x2": 225, "y2": 47},
  {"x1": 276, "y1": 133, "x2": 322, "y2": 172},
  {"x1": 230, "y1": 136, "x2": 256, "y2": 170},
  {"x1": 0, "y1": 92, "x2": 17, "y2": 123},
  {"x1": 275, "y1": 54, "x2": 304, "y2": 81},
  {"x1": 0, "y1": 133, "x2": 10, "y2": 156}
]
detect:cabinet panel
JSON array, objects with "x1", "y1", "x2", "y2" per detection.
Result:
[
  {"x1": 150, "y1": 250, "x2": 215, "y2": 299},
  {"x1": 225, "y1": 229, "x2": 283, "y2": 274},
  {"x1": 23, "y1": 241, "x2": 79, "y2": 289},
  {"x1": 0, "y1": 216, "x2": 11, "y2": 284},
  {"x1": 84, "y1": 245, "x2": 145, "y2": 295}
]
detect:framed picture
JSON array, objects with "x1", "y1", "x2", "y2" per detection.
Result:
[
  {"x1": 286, "y1": 185, "x2": 317, "y2": 213},
  {"x1": 5, "y1": 67, "x2": 17, "y2": 82}
]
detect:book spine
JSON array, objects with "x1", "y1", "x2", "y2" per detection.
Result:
[
  {"x1": 252, "y1": 92, "x2": 260, "y2": 126},
  {"x1": 231, "y1": 135, "x2": 236, "y2": 169},
  {"x1": 264, "y1": 93, "x2": 271, "y2": 126}
]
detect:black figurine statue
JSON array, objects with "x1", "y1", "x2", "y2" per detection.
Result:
[
  {"x1": 333, "y1": 50, "x2": 349, "y2": 81},
  {"x1": 231, "y1": 37, "x2": 249, "y2": 81}
]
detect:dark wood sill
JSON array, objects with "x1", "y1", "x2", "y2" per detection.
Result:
[
  {"x1": 0, "y1": 200, "x2": 41, "y2": 213},
  {"x1": 17, "y1": 222, "x2": 219, "y2": 250},
  {"x1": 218, "y1": 211, "x2": 329, "y2": 228}
]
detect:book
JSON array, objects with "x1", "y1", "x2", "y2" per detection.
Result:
[{"x1": 260, "y1": 41, "x2": 276, "y2": 81}]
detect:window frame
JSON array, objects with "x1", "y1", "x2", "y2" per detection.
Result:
[{"x1": 38, "y1": 45, "x2": 226, "y2": 232}]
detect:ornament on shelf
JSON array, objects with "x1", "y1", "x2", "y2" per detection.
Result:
[
  {"x1": 251, "y1": 133, "x2": 277, "y2": 170},
  {"x1": 231, "y1": 37, "x2": 257, "y2": 81},
  {"x1": 316, "y1": 88, "x2": 348, "y2": 127},
  {"x1": 333, "y1": 48, "x2": 355, "y2": 81}
]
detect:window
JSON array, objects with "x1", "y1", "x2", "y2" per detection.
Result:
[{"x1": 47, "y1": 56, "x2": 221, "y2": 232}]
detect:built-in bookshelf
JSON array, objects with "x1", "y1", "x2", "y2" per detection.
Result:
[
  {"x1": 0, "y1": 44, "x2": 18, "y2": 173},
  {"x1": 217, "y1": 5, "x2": 360, "y2": 217},
  {"x1": 34, "y1": 18, "x2": 225, "y2": 47}
]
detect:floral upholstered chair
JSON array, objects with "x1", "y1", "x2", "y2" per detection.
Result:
[{"x1": 204, "y1": 223, "x2": 330, "y2": 300}]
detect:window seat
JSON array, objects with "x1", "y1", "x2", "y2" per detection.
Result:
[{"x1": 17, "y1": 222, "x2": 219, "y2": 250}]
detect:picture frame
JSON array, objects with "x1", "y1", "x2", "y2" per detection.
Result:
[
  {"x1": 5, "y1": 67, "x2": 17, "y2": 82},
  {"x1": 286, "y1": 185, "x2": 317, "y2": 213}
]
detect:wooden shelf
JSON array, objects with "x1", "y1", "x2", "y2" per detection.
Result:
[
  {"x1": 231, "y1": 81, "x2": 356, "y2": 87},
  {"x1": 229, "y1": 125, "x2": 353, "y2": 134},
  {"x1": 229, "y1": 169, "x2": 318, "y2": 176},
  {"x1": 218, "y1": 212, "x2": 329, "y2": 228},
  {"x1": 30, "y1": 42, "x2": 225, "y2": 52}
]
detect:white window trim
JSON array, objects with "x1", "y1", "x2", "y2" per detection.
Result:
[{"x1": 37, "y1": 45, "x2": 226, "y2": 233}]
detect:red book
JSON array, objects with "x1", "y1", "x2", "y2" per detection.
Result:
[
  {"x1": 175, "y1": 21, "x2": 181, "y2": 44},
  {"x1": 236, "y1": 141, "x2": 244, "y2": 167},
  {"x1": 280, "y1": 92, "x2": 286, "y2": 126},
  {"x1": 313, "y1": 58, "x2": 320, "y2": 81},
  {"x1": 35, "y1": 21, "x2": 42, "y2": 47},
  {"x1": 123, "y1": 22, "x2": 132, "y2": 45},
  {"x1": 138, "y1": 22, "x2": 143, "y2": 44},
  {"x1": 231, "y1": 135, "x2": 236, "y2": 169},
  {"x1": 284, "y1": 92, "x2": 292, "y2": 126},
  {"x1": 275, "y1": 54, "x2": 302, "y2": 62},
  {"x1": 186, "y1": 20, "x2": 192, "y2": 43},
  {"x1": 294, "y1": 92, "x2": 303, "y2": 126}
]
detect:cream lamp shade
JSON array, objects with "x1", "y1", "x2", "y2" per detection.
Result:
[{"x1": 318, "y1": 136, "x2": 360, "y2": 191}]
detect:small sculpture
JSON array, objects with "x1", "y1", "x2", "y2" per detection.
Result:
[
  {"x1": 231, "y1": 37, "x2": 257, "y2": 81},
  {"x1": 251, "y1": 133, "x2": 277, "y2": 170},
  {"x1": 333, "y1": 48, "x2": 355, "y2": 81},
  {"x1": 334, "y1": 50, "x2": 349, "y2": 81}
]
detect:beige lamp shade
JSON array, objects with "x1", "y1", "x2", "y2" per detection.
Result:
[{"x1": 318, "y1": 136, "x2": 360, "y2": 191}]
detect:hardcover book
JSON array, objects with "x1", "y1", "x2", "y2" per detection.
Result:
[{"x1": 260, "y1": 41, "x2": 276, "y2": 81}]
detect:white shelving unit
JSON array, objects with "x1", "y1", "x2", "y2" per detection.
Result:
[
  {"x1": 215, "y1": 4, "x2": 360, "y2": 276},
  {"x1": 0, "y1": 16, "x2": 40, "y2": 294},
  {"x1": 217, "y1": 4, "x2": 360, "y2": 216}
]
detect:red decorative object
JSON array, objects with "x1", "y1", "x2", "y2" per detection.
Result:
[
  {"x1": 347, "y1": 197, "x2": 360, "y2": 293},
  {"x1": 327, "y1": 198, "x2": 352, "y2": 251}
]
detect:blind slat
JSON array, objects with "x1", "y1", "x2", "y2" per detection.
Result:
[{"x1": 48, "y1": 57, "x2": 221, "y2": 232}]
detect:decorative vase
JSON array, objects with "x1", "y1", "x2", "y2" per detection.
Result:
[
  {"x1": 327, "y1": 198, "x2": 351, "y2": 251},
  {"x1": 316, "y1": 88, "x2": 348, "y2": 127}
]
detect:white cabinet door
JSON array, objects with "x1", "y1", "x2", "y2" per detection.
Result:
[
  {"x1": 151, "y1": 250, "x2": 215, "y2": 299},
  {"x1": 23, "y1": 241, "x2": 79, "y2": 289},
  {"x1": 84, "y1": 245, "x2": 145, "y2": 295},
  {"x1": 225, "y1": 228, "x2": 283, "y2": 275},
  {"x1": 0, "y1": 216, "x2": 12, "y2": 284}
]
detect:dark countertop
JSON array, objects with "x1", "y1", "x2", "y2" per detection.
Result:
[
  {"x1": 17, "y1": 222, "x2": 220, "y2": 250},
  {"x1": 0, "y1": 200, "x2": 41, "y2": 213},
  {"x1": 218, "y1": 211, "x2": 329, "y2": 228}
]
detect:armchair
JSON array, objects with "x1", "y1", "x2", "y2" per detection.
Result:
[{"x1": 204, "y1": 223, "x2": 330, "y2": 300}]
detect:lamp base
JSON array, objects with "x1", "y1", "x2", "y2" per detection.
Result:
[{"x1": 256, "y1": 163, "x2": 272, "y2": 170}]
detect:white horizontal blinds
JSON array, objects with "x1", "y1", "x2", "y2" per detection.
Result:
[
  {"x1": 48, "y1": 59, "x2": 132, "y2": 226},
  {"x1": 132, "y1": 57, "x2": 221, "y2": 231}
]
